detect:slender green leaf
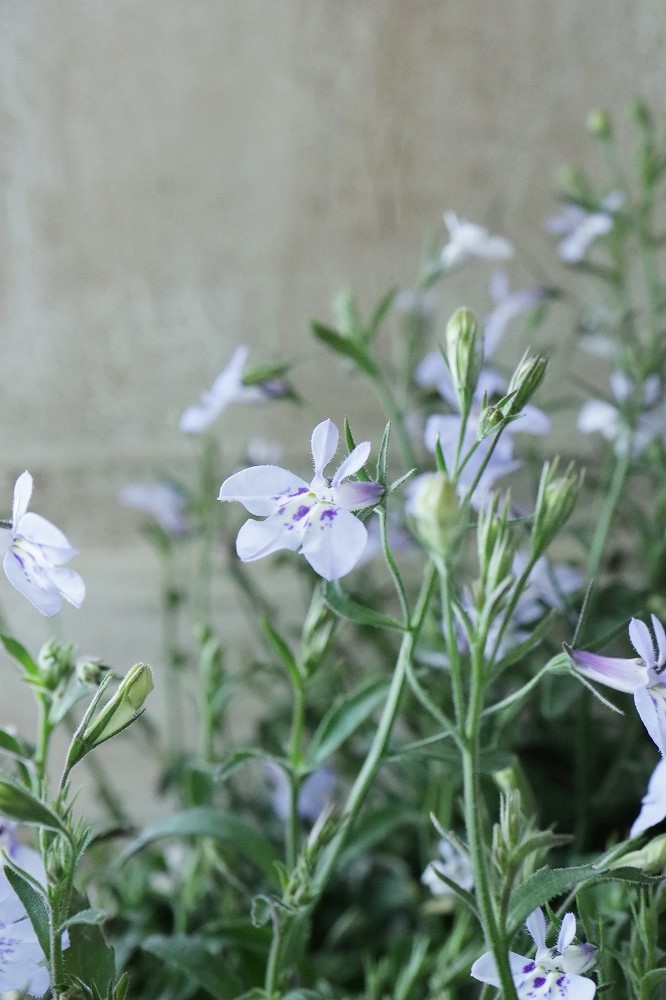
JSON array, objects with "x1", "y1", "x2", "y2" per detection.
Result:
[
  {"x1": 323, "y1": 581, "x2": 404, "y2": 630},
  {"x1": 49, "y1": 682, "x2": 96, "y2": 727},
  {"x1": 375, "y1": 422, "x2": 391, "y2": 486},
  {"x1": 0, "y1": 727, "x2": 34, "y2": 762},
  {"x1": 310, "y1": 321, "x2": 377, "y2": 377},
  {"x1": 307, "y1": 677, "x2": 389, "y2": 767},
  {"x1": 0, "y1": 634, "x2": 39, "y2": 678},
  {"x1": 215, "y1": 748, "x2": 287, "y2": 785},
  {"x1": 0, "y1": 777, "x2": 66, "y2": 832},
  {"x1": 3, "y1": 864, "x2": 50, "y2": 957},
  {"x1": 367, "y1": 286, "x2": 399, "y2": 342},
  {"x1": 142, "y1": 934, "x2": 242, "y2": 1000},
  {"x1": 120, "y1": 808, "x2": 279, "y2": 885},
  {"x1": 261, "y1": 619, "x2": 302, "y2": 690}
]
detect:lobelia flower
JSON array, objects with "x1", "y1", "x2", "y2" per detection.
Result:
[
  {"x1": 218, "y1": 419, "x2": 383, "y2": 581},
  {"x1": 631, "y1": 758, "x2": 666, "y2": 837},
  {"x1": 179, "y1": 345, "x2": 268, "y2": 434},
  {"x1": 265, "y1": 763, "x2": 336, "y2": 825},
  {"x1": 119, "y1": 481, "x2": 189, "y2": 536},
  {"x1": 484, "y1": 271, "x2": 548, "y2": 358},
  {"x1": 578, "y1": 371, "x2": 663, "y2": 458},
  {"x1": 0, "y1": 820, "x2": 67, "y2": 996},
  {"x1": 440, "y1": 212, "x2": 514, "y2": 269},
  {"x1": 471, "y1": 908, "x2": 597, "y2": 998},
  {"x1": 421, "y1": 839, "x2": 474, "y2": 898},
  {"x1": 566, "y1": 615, "x2": 666, "y2": 757},
  {"x1": 546, "y1": 191, "x2": 623, "y2": 264},
  {"x1": 0, "y1": 472, "x2": 85, "y2": 616}
]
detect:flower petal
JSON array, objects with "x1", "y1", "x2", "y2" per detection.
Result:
[
  {"x1": 332, "y1": 441, "x2": 372, "y2": 486},
  {"x1": 567, "y1": 647, "x2": 646, "y2": 693},
  {"x1": 15, "y1": 512, "x2": 76, "y2": 556},
  {"x1": 652, "y1": 614, "x2": 666, "y2": 667},
  {"x1": 45, "y1": 566, "x2": 85, "y2": 608},
  {"x1": 630, "y1": 758, "x2": 666, "y2": 836},
  {"x1": 634, "y1": 684, "x2": 666, "y2": 757},
  {"x1": 335, "y1": 479, "x2": 383, "y2": 511},
  {"x1": 12, "y1": 472, "x2": 33, "y2": 528},
  {"x1": 300, "y1": 504, "x2": 367, "y2": 580},
  {"x1": 629, "y1": 618, "x2": 657, "y2": 668},
  {"x1": 219, "y1": 466, "x2": 309, "y2": 516},
  {"x1": 526, "y1": 908, "x2": 547, "y2": 951},
  {"x1": 310, "y1": 420, "x2": 339, "y2": 480},
  {"x1": 235, "y1": 510, "x2": 306, "y2": 563},
  {"x1": 557, "y1": 913, "x2": 576, "y2": 953},
  {"x1": 4, "y1": 550, "x2": 63, "y2": 616}
]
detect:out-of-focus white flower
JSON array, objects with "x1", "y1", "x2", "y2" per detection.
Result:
[
  {"x1": 421, "y1": 839, "x2": 473, "y2": 897},
  {"x1": 578, "y1": 371, "x2": 662, "y2": 457},
  {"x1": 179, "y1": 346, "x2": 267, "y2": 434},
  {"x1": 484, "y1": 271, "x2": 548, "y2": 357},
  {"x1": 631, "y1": 759, "x2": 666, "y2": 837},
  {"x1": 0, "y1": 472, "x2": 85, "y2": 616},
  {"x1": 440, "y1": 212, "x2": 514, "y2": 269},
  {"x1": 119, "y1": 482, "x2": 189, "y2": 536},
  {"x1": 546, "y1": 191, "x2": 624, "y2": 264}
]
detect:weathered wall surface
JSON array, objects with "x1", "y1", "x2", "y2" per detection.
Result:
[{"x1": 1, "y1": 1, "x2": 664, "y2": 814}]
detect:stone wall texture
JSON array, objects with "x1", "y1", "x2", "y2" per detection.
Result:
[{"x1": 1, "y1": 1, "x2": 664, "y2": 813}]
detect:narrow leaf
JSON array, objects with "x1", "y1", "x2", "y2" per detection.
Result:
[
  {"x1": 0, "y1": 634, "x2": 40, "y2": 678},
  {"x1": 143, "y1": 934, "x2": 242, "y2": 1000},
  {"x1": 0, "y1": 777, "x2": 66, "y2": 832},
  {"x1": 261, "y1": 619, "x2": 302, "y2": 691},
  {"x1": 3, "y1": 864, "x2": 50, "y2": 958},
  {"x1": 323, "y1": 581, "x2": 404, "y2": 630},
  {"x1": 310, "y1": 322, "x2": 377, "y2": 377},
  {"x1": 308, "y1": 677, "x2": 388, "y2": 767},
  {"x1": 367, "y1": 286, "x2": 399, "y2": 342}
]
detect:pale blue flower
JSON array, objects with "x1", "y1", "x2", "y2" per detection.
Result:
[
  {"x1": 1, "y1": 472, "x2": 85, "y2": 616},
  {"x1": 471, "y1": 908, "x2": 596, "y2": 998},
  {"x1": 179, "y1": 345, "x2": 267, "y2": 434},
  {"x1": 119, "y1": 482, "x2": 189, "y2": 536},
  {"x1": 440, "y1": 212, "x2": 514, "y2": 269},
  {"x1": 218, "y1": 420, "x2": 383, "y2": 580},
  {"x1": 484, "y1": 271, "x2": 547, "y2": 357},
  {"x1": 567, "y1": 615, "x2": 666, "y2": 757},
  {"x1": 547, "y1": 191, "x2": 623, "y2": 264},
  {"x1": 421, "y1": 839, "x2": 473, "y2": 897},
  {"x1": 266, "y1": 764, "x2": 335, "y2": 824},
  {"x1": 578, "y1": 372, "x2": 662, "y2": 457}
]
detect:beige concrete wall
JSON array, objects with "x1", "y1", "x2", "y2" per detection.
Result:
[{"x1": 1, "y1": 1, "x2": 664, "y2": 814}]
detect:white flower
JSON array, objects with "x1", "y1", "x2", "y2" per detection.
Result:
[
  {"x1": 119, "y1": 482, "x2": 189, "y2": 536},
  {"x1": 0, "y1": 472, "x2": 85, "y2": 616},
  {"x1": 471, "y1": 908, "x2": 596, "y2": 998},
  {"x1": 179, "y1": 346, "x2": 266, "y2": 434},
  {"x1": 578, "y1": 371, "x2": 662, "y2": 457},
  {"x1": 631, "y1": 758, "x2": 666, "y2": 837},
  {"x1": 218, "y1": 419, "x2": 383, "y2": 580},
  {"x1": 421, "y1": 839, "x2": 473, "y2": 897},
  {"x1": 484, "y1": 271, "x2": 547, "y2": 358},
  {"x1": 440, "y1": 212, "x2": 514, "y2": 269},
  {"x1": 546, "y1": 192, "x2": 623, "y2": 264}
]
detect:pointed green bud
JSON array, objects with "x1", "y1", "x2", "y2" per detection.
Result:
[
  {"x1": 475, "y1": 495, "x2": 514, "y2": 606},
  {"x1": 531, "y1": 459, "x2": 583, "y2": 558},
  {"x1": 587, "y1": 109, "x2": 612, "y2": 139},
  {"x1": 503, "y1": 351, "x2": 548, "y2": 417},
  {"x1": 82, "y1": 663, "x2": 153, "y2": 749},
  {"x1": 445, "y1": 308, "x2": 483, "y2": 415},
  {"x1": 477, "y1": 404, "x2": 506, "y2": 441},
  {"x1": 410, "y1": 472, "x2": 461, "y2": 558}
]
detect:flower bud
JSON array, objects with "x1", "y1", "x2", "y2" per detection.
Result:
[
  {"x1": 476, "y1": 495, "x2": 513, "y2": 597},
  {"x1": 503, "y1": 351, "x2": 548, "y2": 417},
  {"x1": 477, "y1": 404, "x2": 506, "y2": 441},
  {"x1": 38, "y1": 639, "x2": 76, "y2": 690},
  {"x1": 531, "y1": 459, "x2": 583, "y2": 559},
  {"x1": 611, "y1": 834, "x2": 666, "y2": 874},
  {"x1": 562, "y1": 942, "x2": 598, "y2": 975},
  {"x1": 76, "y1": 656, "x2": 109, "y2": 686},
  {"x1": 587, "y1": 109, "x2": 612, "y2": 139},
  {"x1": 409, "y1": 472, "x2": 461, "y2": 558},
  {"x1": 82, "y1": 663, "x2": 153, "y2": 748},
  {"x1": 446, "y1": 307, "x2": 483, "y2": 415}
]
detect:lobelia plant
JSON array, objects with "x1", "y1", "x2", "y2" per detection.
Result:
[{"x1": 3, "y1": 101, "x2": 666, "y2": 1000}]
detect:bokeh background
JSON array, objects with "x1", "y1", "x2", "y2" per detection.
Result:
[{"x1": 1, "y1": 1, "x2": 664, "y2": 814}]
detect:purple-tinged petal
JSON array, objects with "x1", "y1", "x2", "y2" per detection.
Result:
[
  {"x1": 15, "y1": 512, "x2": 75, "y2": 554},
  {"x1": 235, "y1": 509, "x2": 307, "y2": 563},
  {"x1": 300, "y1": 504, "x2": 368, "y2": 580},
  {"x1": 4, "y1": 551, "x2": 64, "y2": 617},
  {"x1": 335, "y1": 479, "x2": 383, "y2": 511},
  {"x1": 310, "y1": 420, "x2": 339, "y2": 480},
  {"x1": 630, "y1": 758, "x2": 666, "y2": 836},
  {"x1": 568, "y1": 646, "x2": 647, "y2": 693},
  {"x1": 526, "y1": 908, "x2": 547, "y2": 951},
  {"x1": 562, "y1": 942, "x2": 598, "y2": 976},
  {"x1": 629, "y1": 618, "x2": 657, "y2": 668},
  {"x1": 634, "y1": 685, "x2": 666, "y2": 757},
  {"x1": 12, "y1": 472, "x2": 32, "y2": 528},
  {"x1": 651, "y1": 615, "x2": 666, "y2": 668},
  {"x1": 298, "y1": 767, "x2": 335, "y2": 823},
  {"x1": 557, "y1": 913, "x2": 576, "y2": 953},
  {"x1": 332, "y1": 441, "x2": 372, "y2": 486},
  {"x1": 219, "y1": 466, "x2": 309, "y2": 516}
]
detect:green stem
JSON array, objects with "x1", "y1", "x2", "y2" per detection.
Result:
[
  {"x1": 587, "y1": 447, "x2": 630, "y2": 584},
  {"x1": 286, "y1": 682, "x2": 305, "y2": 872},
  {"x1": 371, "y1": 370, "x2": 417, "y2": 471},
  {"x1": 161, "y1": 545, "x2": 185, "y2": 762}
]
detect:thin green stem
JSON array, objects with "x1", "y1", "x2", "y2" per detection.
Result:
[
  {"x1": 371, "y1": 371, "x2": 417, "y2": 471},
  {"x1": 587, "y1": 447, "x2": 630, "y2": 584},
  {"x1": 379, "y1": 507, "x2": 410, "y2": 624},
  {"x1": 286, "y1": 682, "x2": 305, "y2": 871},
  {"x1": 437, "y1": 559, "x2": 465, "y2": 728}
]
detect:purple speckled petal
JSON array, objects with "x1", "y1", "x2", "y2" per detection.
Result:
[
  {"x1": 219, "y1": 466, "x2": 309, "y2": 516},
  {"x1": 4, "y1": 550, "x2": 63, "y2": 617},
  {"x1": 300, "y1": 504, "x2": 368, "y2": 580},
  {"x1": 235, "y1": 507, "x2": 308, "y2": 563}
]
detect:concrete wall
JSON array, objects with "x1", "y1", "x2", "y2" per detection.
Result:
[{"x1": 1, "y1": 1, "x2": 664, "y2": 814}]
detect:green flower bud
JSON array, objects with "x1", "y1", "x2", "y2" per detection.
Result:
[
  {"x1": 477, "y1": 404, "x2": 506, "y2": 441},
  {"x1": 587, "y1": 109, "x2": 612, "y2": 139},
  {"x1": 610, "y1": 834, "x2": 666, "y2": 874},
  {"x1": 76, "y1": 656, "x2": 109, "y2": 686},
  {"x1": 410, "y1": 472, "x2": 461, "y2": 558},
  {"x1": 531, "y1": 459, "x2": 583, "y2": 558},
  {"x1": 476, "y1": 495, "x2": 514, "y2": 603},
  {"x1": 82, "y1": 663, "x2": 153, "y2": 748},
  {"x1": 38, "y1": 639, "x2": 76, "y2": 691},
  {"x1": 445, "y1": 307, "x2": 483, "y2": 415},
  {"x1": 504, "y1": 351, "x2": 548, "y2": 417}
]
